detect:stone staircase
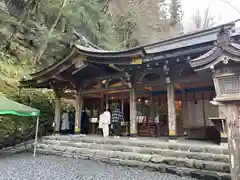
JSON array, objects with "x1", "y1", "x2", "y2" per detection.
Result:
[{"x1": 36, "y1": 135, "x2": 231, "y2": 180}]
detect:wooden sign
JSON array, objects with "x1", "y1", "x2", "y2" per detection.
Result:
[
  {"x1": 74, "y1": 55, "x2": 86, "y2": 68},
  {"x1": 131, "y1": 58, "x2": 142, "y2": 65}
]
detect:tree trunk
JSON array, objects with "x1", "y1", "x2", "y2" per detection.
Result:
[
  {"x1": 5, "y1": 0, "x2": 34, "y2": 49},
  {"x1": 34, "y1": 0, "x2": 68, "y2": 63}
]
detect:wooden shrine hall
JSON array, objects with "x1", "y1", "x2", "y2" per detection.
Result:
[{"x1": 20, "y1": 21, "x2": 240, "y2": 142}]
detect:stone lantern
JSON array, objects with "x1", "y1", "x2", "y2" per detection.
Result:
[{"x1": 189, "y1": 26, "x2": 240, "y2": 180}]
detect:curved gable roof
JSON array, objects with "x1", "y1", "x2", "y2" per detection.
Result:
[
  {"x1": 144, "y1": 22, "x2": 237, "y2": 54},
  {"x1": 20, "y1": 21, "x2": 240, "y2": 88}
]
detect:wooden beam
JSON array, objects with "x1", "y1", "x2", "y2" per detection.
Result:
[
  {"x1": 54, "y1": 75, "x2": 76, "y2": 86},
  {"x1": 79, "y1": 75, "x2": 212, "y2": 96},
  {"x1": 109, "y1": 64, "x2": 123, "y2": 72},
  {"x1": 72, "y1": 64, "x2": 88, "y2": 75},
  {"x1": 83, "y1": 72, "x2": 126, "y2": 87},
  {"x1": 94, "y1": 72, "x2": 126, "y2": 81},
  {"x1": 139, "y1": 73, "x2": 210, "y2": 85},
  {"x1": 87, "y1": 63, "x2": 104, "y2": 72},
  {"x1": 81, "y1": 86, "x2": 129, "y2": 95},
  {"x1": 72, "y1": 55, "x2": 88, "y2": 75},
  {"x1": 58, "y1": 91, "x2": 77, "y2": 99}
]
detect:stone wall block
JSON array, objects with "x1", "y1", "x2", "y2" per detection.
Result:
[
  {"x1": 205, "y1": 147, "x2": 224, "y2": 155},
  {"x1": 189, "y1": 146, "x2": 206, "y2": 153},
  {"x1": 122, "y1": 146, "x2": 134, "y2": 152},
  {"x1": 118, "y1": 159, "x2": 139, "y2": 167},
  {"x1": 138, "y1": 154, "x2": 152, "y2": 162},
  {"x1": 162, "y1": 157, "x2": 178, "y2": 165},
  {"x1": 193, "y1": 160, "x2": 205, "y2": 169},
  {"x1": 94, "y1": 150, "x2": 109, "y2": 159},
  {"x1": 139, "y1": 148, "x2": 156, "y2": 155},
  {"x1": 214, "y1": 154, "x2": 229, "y2": 163},
  {"x1": 156, "y1": 164, "x2": 166, "y2": 173},
  {"x1": 88, "y1": 143, "x2": 100, "y2": 149},
  {"x1": 150, "y1": 155, "x2": 164, "y2": 163},
  {"x1": 168, "y1": 144, "x2": 179, "y2": 151}
]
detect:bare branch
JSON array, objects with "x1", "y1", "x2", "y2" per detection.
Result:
[{"x1": 219, "y1": 0, "x2": 240, "y2": 15}]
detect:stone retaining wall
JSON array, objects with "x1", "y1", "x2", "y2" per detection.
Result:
[
  {"x1": 42, "y1": 139, "x2": 229, "y2": 163},
  {"x1": 44, "y1": 136, "x2": 229, "y2": 155},
  {"x1": 37, "y1": 145, "x2": 231, "y2": 180},
  {"x1": 38, "y1": 136, "x2": 231, "y2": 180}
]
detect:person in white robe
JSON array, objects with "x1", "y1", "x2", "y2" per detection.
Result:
[
  {"x1": 61, "y1": 112, "x2": 69, "y2": 134},
  {"x1": 99, "y1": 109, "x2": 111, "y2": 137}
]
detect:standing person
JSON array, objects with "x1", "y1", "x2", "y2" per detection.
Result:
[
  {"x1": 52, "y1": 121, "x2": 56, "y2": 135},
  {"x1": 108, "y1": 108, "x2": 112, "y2": 136},
  {"x1": 81, "y1": 109, "x2": 90, "y2": 135},
  {"x1": 61, "y1": 112, "x2": 69, "y2": 134},
  {"x1": 68, "y1": 108, "x2": 75, "y2": 134},
  {"x1": 99, "y1": 109, "x2": 111, "y2": 137},
  {"x1": 111, "y1": 105, "x2": 123, "y2": 138}
]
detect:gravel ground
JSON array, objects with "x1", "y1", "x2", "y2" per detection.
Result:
[{"x1": 0, "y1": 153, "x2": 197, "y2": 180}]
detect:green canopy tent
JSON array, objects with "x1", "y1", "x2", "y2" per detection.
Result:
[{"x1": 0, "y1": 94, "x2": 40, "y2": 156}]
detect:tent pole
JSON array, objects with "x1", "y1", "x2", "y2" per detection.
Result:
[{"x1": 33, "y1": 116, "x2": 40, "y2": 157}]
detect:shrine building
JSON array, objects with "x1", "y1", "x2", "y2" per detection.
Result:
[{"x1": 20, "y1": 21, "x2": 240, "y2": 143}]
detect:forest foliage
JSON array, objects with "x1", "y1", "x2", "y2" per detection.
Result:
[{"x1": 0, "y1": 0, "x2": 184, "y2": 68}]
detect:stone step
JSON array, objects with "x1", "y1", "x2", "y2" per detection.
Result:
[
  {"x1": 37, "y1": 143, "x2": 230, "y2": 174},
  {"x1": 43, "y1": 136, "x2": 229, "y2": 155},
  {"x1": 42, "y1": 139, "x2": 229, "y2": 163},
  {"x1": 36, "y1": 146, "x2": 231, "y2": 180}
]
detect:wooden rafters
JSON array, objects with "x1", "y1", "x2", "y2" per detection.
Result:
[{"x1": 72, "y1": 64, "x2": 88, "y2": 75}]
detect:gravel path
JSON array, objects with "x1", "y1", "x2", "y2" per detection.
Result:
[{"x1": 0, "y1": 153, "x2": 197, "y2": 180}]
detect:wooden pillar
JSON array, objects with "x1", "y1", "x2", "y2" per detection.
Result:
[
  {"x1": 167, "y1": 81, "x2": 177, "y2": 140},
  {"x1": 75, "y1": 89, "x2": 83, "y2": 133},
  {"x1": 223, "y1": 103, "x2": 240, "y2": 180},
  {"x1": 54, "y1": 92, "x2": 61, "y2": 132},
  {"x1": 105, "y1": 81, "x2": 109, "y2": 109},
  {"x1": 130, "y1": 85, "x2": 137, "y2": 137},
  {"x1": 121, "y1": 99, "x2": 124, "y2": 115},
  {"x1": 202, "y1": 92, "x2": 207, "y2": 127},
  {"x1": 100, "y1": 92, "x2": 104, "y2": 111},
  {"x1": 219, "y1": 105, "x2": 228, "y2": 142},
  {"x1": 149, "y1": 90, "x2": 154, "y2": 121},
  {"x1": 181, "y1": 91, "x2": 189, "y2": 135}
]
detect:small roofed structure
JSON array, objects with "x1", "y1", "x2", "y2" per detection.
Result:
[
  {"x1": 20, "y1": 21, "x2": 240, "y2": 142},
  {"x1": 0, "y1": 94, "x2": 40, "y2": 116},
  {"x1": 0, "y1": 93, "x2": 40, "y2": 156}
]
